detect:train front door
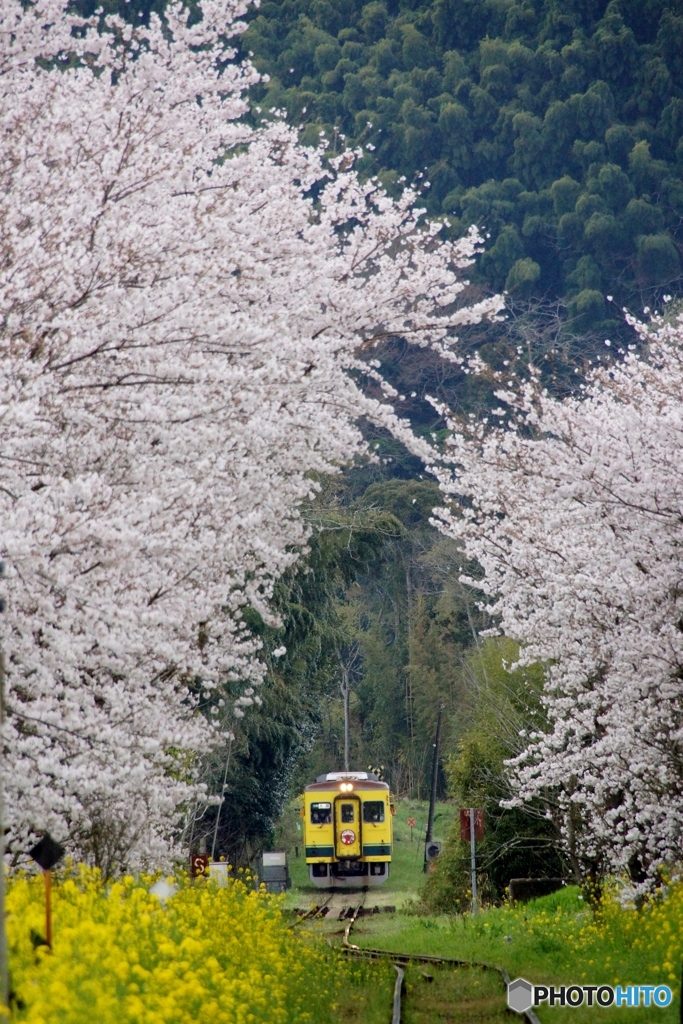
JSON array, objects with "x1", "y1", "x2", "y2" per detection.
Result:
[{"x1": 334, "y1": 795, "x2": 361, "y2": 858}]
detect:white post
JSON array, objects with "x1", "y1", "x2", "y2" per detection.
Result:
[{"x1": 469, "y1": 806, "x2": 478, "y2": 916}]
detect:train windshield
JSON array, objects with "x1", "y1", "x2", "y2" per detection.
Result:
[
  {"x1": 340, "y1": 803, "x2": 355, "y2": 823},
  {"x1": 310, "y1": 802, "x2": 332, "y2": 824},
  {"x1": 363, "y1": 801, "x2": 385, "y2": 823}
]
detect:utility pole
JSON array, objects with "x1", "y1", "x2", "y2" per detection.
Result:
[
  {"x1": 341, "y1": 663, "x2": 350, "y2": 773},
  {"x1": 210, "y1": 735, "x2": 233, "y2": 863},
  {"x1": 424, "y1": 705, "x2": 443, "y2": 872},
  {"x1": 337, "y1": 641, "x2": 359, "y2": 774},
  {"x1": 0, "y1": 561, "x2": 9, "y2": 1008},
  {"x1": 470, "y1": 806, "x2": 478, "y2": 915}
]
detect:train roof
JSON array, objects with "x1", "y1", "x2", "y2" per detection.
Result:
[
  {"x1": 304, "y1": 771, "x2": 389, "y2": 792},
  {"x1": 316, "y1": 771, "x2": 379, "y2": 782}
]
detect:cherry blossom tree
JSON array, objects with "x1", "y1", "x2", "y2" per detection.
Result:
[
  {"x1": 433, "y1": 320, "x2": 683, "y2": 894},
  {"x1": 1, "y1": 0, "x2": 501, "y2": 866}
]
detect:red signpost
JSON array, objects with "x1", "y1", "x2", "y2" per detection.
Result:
[
  {"x1": 407, "y1": 817, "x2": 416, "y2": 841},
  {"x1": 459, "y1": 808, "x2": 484, "y2": 842}
]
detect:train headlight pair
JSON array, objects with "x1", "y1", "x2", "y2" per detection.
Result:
[{"x1": 340, "y1": 782, "x2": 354, "y2": 792}]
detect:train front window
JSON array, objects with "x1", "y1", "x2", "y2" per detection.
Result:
[
  {"x1": 363, "y1": 801, "x2": 385, "y2": 823},
  {"x1": 340, "y1": 803, "x2": 355, "y2": 823},
  {"x1": 310, "y1": 802, "x2": 332, "y2": 824}
]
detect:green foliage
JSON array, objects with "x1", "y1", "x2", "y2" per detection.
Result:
[
  {"x1": 298, "y1": 478, "x2": 487, "y2": 797},
  {"x1": 421, "y1": 639, "x2": 566, "y2": 911},
  {"x1": 637, "y1": 231, "x2": 681, "y2": 282},
  {"x1": 567, "y1": 287, "x2": 608, "y2": 328},
  {"x1": 200, "y1": 496, "x2": 402, "y2": 860},
  {"x1": 505, "y1": 256, "x2": 541, "y2": 294},
  {"x1": 243, "y1": 0, "x2": 683, "y2": 314}
]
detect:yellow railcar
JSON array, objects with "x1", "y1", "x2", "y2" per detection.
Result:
[{"x1": 302, "y1": 771, "x2": 393, "y2": 888}]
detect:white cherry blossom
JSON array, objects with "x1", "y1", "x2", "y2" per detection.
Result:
[
  {"x1": 434, "y1": 320, "x2": 683, "y2": 892},
  {"x1": 1, "y1": 0, "x2": 501, "y2": 866}
]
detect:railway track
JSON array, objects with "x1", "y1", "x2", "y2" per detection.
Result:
[
  {"x1": 291, "y1": 891, "x2": 542, "y2": 1022},
  {"x1": 289, "y1": 893, "x2": 333, "y2": 925},
  {"x1": 291, "y1": 890, "x2": 374, "y2": 926},
  {"x1": 341, "y1": 895, "x2": 365, "y2": 946},
  {"x1": 340, "y1": 896, "x2": 542, "y2": 1024},
  {"x1": 291, "y1": 891, "x2": 373, "y2": 931}
]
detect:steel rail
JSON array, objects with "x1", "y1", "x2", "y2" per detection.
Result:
[
  {"x1": 342, "y1": 897, "x2": 366, "y2": 946},
  {"x1": 342, "y1": 918, "x2": 541, "y2": 1024},
  {"x1": 391, "y1": 964, "x2": 404, "y2": 1024}
]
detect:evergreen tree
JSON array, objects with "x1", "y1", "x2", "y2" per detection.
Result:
[{"x1": 243, "y1": 0, "x2": 683, "y2": 325}]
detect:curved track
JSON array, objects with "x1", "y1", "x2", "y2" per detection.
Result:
[{"x1": 341, "y1": 900, "x2": 542, "y2": 1024}]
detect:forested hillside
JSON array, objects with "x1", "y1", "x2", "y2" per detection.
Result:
[
  {"x1": 209, "y1": 0, "x2": 683, "y2": 867},
  {"x1": 244, "y1": 0, "x2": 683, "y2": 327}
]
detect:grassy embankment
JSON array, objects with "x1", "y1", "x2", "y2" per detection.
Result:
[
  {"x1": 282, "y1": 800, "x2": 683, "y2": 1023},
  {"x1": 352, "y1": 883, "x2": 683, "y2": 1022}
]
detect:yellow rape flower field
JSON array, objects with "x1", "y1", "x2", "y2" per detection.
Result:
[
  {"x1": 7, "y1": 866, "x2": 683, "y2": 1023},
  {"x1": 515, "y1": 880, "x2": 683, "y2": 992},
  {"x1": 5, "y1": 867, "x2": 354, "y2": 1024}
]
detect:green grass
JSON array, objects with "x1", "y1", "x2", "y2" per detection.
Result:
[
  {"x1": 401, "y1": 963, "x2": 509, "y2": 1023},
  {"x1": 390, "y1": 799, "x2": 451, "y2": 896},
  {"x1": 331, "y1": 958, "x2": 511, "y2": 1023},
  {"x1": 332, "y1": 958, "x2": 396, "y2": 1024},
  {"x1": 350, "y1": 884, "x2": 683, "y2": 1022}
]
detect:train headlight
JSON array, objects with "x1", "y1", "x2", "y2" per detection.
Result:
[{"x1": 340, "y1": 782, "x2": 354, "y2": 792}]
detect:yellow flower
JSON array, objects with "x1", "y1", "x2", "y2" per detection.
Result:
[{"x1": 6, "y1": 867, "x2": 348, "y2": 1024}]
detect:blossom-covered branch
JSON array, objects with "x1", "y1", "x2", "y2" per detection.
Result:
[
  {"x1": 1, "y1": 0, "x2": 501, "y2": 866},
  {"x1": 433, "y1": 321, "x2": 683, "y2": 893}
]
